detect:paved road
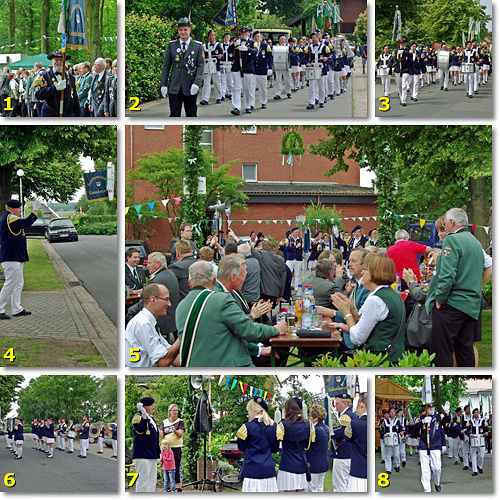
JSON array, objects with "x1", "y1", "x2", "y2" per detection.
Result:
[
  {"x1": 0, "y1": 434, "x2": 118, "y2": 493},
  {"x1": 375, "y1": 450, "x2": 492, "y2": 493},
  {"x1": 375, "y1": 74, "x2": 493, "y2": 118},
  {"x1": 50, "y1": 235, "x2": 117, "y2": 325}
]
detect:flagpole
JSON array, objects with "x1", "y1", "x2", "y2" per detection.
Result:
[{"x1": 60, "y1": 49, "x2": 66, "y2": 117}]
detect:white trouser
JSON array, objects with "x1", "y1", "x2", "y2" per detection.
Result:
[
  {"x1": 470, "y1": 445, "x2": 485, "y2": 472},
  {"x1": 400, "y1": 73, "x2": 411, "y2": 103},
  {"x1": 253, "y1": 74, "x2": 268, "y2": 106},
  {"x1": 332, "y1": 458, "x2": 351, "y2": 492},
  {"x1": 327, "y1": 69, "x2": 335, "y2": 95},
  {"x1": 419, "y1": 449, "x2": 441, "y2": 493},
  {"x1": 395, "y1": 73, "x2": 402, "y2": 97},
  {"x1": 201, "y1": 72, "x2": 222, "y2": 102},
  {"x1": 98, "y1": 436, "x2": 104, "y2": 453},
  {"x1": 321, "y1": 74, "x2": 328, "y2": 101},
  {"x1": 439, "y1": 69, "x2": 449, "y2": 89},
  {"x1": 231, "y1": 72, "x2": 254, "y2": 111},
  {"x1": 80, "y1": 438, "x2": 89, "y2": 457},
  {"x1": 474, "y1": 69, "x2": 480, "y2": 91},
  {"x1": 221, "y1": 69, "x2": 233, "y2": 96},
  {"x1": 60, "y1": 436, "x2": 66, "y2": 451},
  {"x1": 308, "y1": 78, "x2": 324, "y2": 105},
  {"x1": 112, "y1": 438, "x2": 117, "y2": 456},
  {"x1": 381, "y1": 75, "x2": 391, "y2": 96},
  {"x1": 348, "y1": 475, "x2": 367, "y2": 492},
  {"x1": 411, "y1": 74, "x2": 420, "y2": 99},
  {"x1": 334, "y1": 71, "x2": 341, "y2": 95},
  {"x1": 135, "y1": 458, "x2": 158, "y2": 492},
  {"x1": 285, "y1": 259, "x2": 302, "y2": 289},
  {"x1": 306, "y1": 471, "x2": 326, "y2": 492},
  {"x1": 384, "y1": 444, "x2": 400, "y2": 471},
  {"x1": 68, "y1": 438, "x2": 74, "y2": 452},
  {"x1": 380, "y1": 440, "x2": 385, "y2": 461},
  {"x1": 400, "y1": 440, "x2": 406, "y2": 463},
  {"x1": 275, "y1": 70, "x2": 291, "y2": 96},
  {"x1": 0, "y1": 261, "x2": 24, "y2": 314},
  {"x1": 464, "y1": 73, "x2": 474, "y2": 95},
  {"x1": 450, "y1": 437, "x2": 460, "y2": 461}
]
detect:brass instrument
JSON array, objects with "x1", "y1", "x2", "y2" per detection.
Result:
[{"x1": 89, "y1": 423, "x2": 101, "y2": 439}]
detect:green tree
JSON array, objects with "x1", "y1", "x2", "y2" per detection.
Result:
[
  {"x1": 353, "y1": 9, "x2": 367, "y2": 43},
  {"x1": 0, "y1": 375, "x2": 24, "y2": 416},
  {"x1": 93, "y1": 376, "x2": 118, "y2": 421},
  {"x1": 303, "y1": 201, "x2": 343, "y2": 235}
]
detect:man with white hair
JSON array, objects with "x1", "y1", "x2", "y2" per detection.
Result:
[
  {"x1": 425, "y1": 208, "x2": 484, "y2": 366},
  {"x1": 86, "y1": 57, "x2": 108, "y2": 116},
  {"x1": 237, "y1": 243, "x2": 261, "y2": 305}
]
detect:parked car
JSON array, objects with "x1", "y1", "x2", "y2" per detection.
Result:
[
  {"x1": 125, "y1": 239, "x2": 152, "y2": 268},
  {"x1": 25, "y1": 217, "x2": 50, "y2": 237},
  {"x1": 45, "y1": 218, "x2": 79, "y2": 243}
]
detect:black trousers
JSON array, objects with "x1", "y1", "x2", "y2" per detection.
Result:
[
  {"x1": 431, "y1": 304, "x2": 476, "y2": 367},
  {"x1": 172, "y1": 446, "x2": 183, "y2": 486},
  {"x1": 169, "y1": 91, "x2": 197, "y2": 117}
]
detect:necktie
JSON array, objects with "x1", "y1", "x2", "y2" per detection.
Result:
[
  {"x1": 55, "y1": 71, "x2": 62, "y2": 75},
  {"x1": 133, "y1": 268, "x2": 140, "y2": 285},
  {"x1": 182, "y1": 42, "x2": 186, "y2": 53}
]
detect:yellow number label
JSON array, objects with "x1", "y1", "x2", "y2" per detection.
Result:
[
  {"x1": 129, "y1": 97, "x2": 141, "y2": 111},
  {"x1": 129, "y1": 348, "x2": 141, "y2": 363},
  {"x1": 3, "y1": 348, "x2": 15, "y2": 362},
  {"x1": 378, "y1": 96, "x2": 390, "y2": 112},
  {"x1": 4, "y1": 473, "x2": 16, "y2": 488},
  {"x1": 378, "y1": 472, "x2": 390, "y2": 488},
  {"x1": 127, "y1": 472, "x2": 139, "y2": 487},
  {"x1": 4, "y1": 97, "x2": 13, "y2": 111}
]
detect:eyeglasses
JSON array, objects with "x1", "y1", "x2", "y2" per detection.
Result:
[{"x1": 154, "y1": 296, "x2": 170, "y2": 302}]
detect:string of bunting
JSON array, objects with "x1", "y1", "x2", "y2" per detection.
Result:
[
  {"x1": 0, "y1": 35, "x2": 117, "y2": 50},
  {"x1": 124, "y1": 200, "x2": 491, "y2": 234},
  {"x1": 217, "y1": 375, "x2": 285, "y2": 405}
]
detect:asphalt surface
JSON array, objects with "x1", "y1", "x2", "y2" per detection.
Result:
[
  {"x1": 0, "y1": 434, "x2": 118, "y2": 493},
  {"x1": 375, "y1": 449, "x2": 492, "y2": 493},
  {"x1": 50, "y1": 235, "x2": 117, "y2": 325},
  {"x1": 375, "y1": 73, "x2": 493, "y2": 118}
]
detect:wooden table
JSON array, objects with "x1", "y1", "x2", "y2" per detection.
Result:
[
  {"x1": 269, "y1": 330, "x2": 342, "y2": 367},
  {"x1": 126, "y1": 292, "x2": 141, "y2": 307}
]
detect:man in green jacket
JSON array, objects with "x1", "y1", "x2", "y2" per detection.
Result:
[
  {"x1": 425, "y1": 208, "x2": 484, "y2": 367},
  {"x1": 176, "y1": 259, "x2": 286, "y2": 366}
]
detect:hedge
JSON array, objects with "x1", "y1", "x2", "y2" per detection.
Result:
[
  {"x1": 78, "y1": 222, "x2": 117, "y2": 235},
  {"x1": 125, "y1": 13, "x2": 177, "y2": 104},
  {"x1": 76, "y1": 215, "x2": 116, "y2": 227}
]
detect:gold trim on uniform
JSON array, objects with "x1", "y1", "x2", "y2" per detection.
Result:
[
  {"x1": 339, "y1": 414, "x2": 351, "y2": 427},
  {"x1": 277, "y1": 421, "x2": 285, "y2": 440},
  {"x1": 345, "y1": 422, "x2": 353, "y2": 439},
  {"x1": 236, "y1": 423, "x2": 247, "y2": 440},
  {"x1": 7, "y1": 214, "x2": 23, "y2": 236}
]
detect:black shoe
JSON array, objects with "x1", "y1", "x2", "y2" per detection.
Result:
[
  {"x1": 386, "y1": 470, "x2": 391, "y2": 475},
  {"x1": 444, "y1": 88, "x2": 448, "y2": 91},
  {"x1": 315, "y1": 99, "x2": 319, "y2": 104},
  {"x1": 460, "y1": 456, "x2": 463, "y2": 462},
  {"x1": 79, "y1": 455, "x2": 87, "y2": 459},
  {"x1": 199, "y1": 100, "x2": 209, "y2": 105},
  {"x1": 472, "y1": 471, "x2": 478, "y2": 476},
  {"x1": 227, "y1": 94, "x2": 232, "y2": 99},
  {"x1": 0, "y1": 313, "x2": 10, "y2": 320},
  {"x1": 306, "y1": 104, "x2": 314, "y2": 109},
  {"x1": 380, "y1": 460, "x2": 385, "y2": 464},
  {"x1": 402, "y1": 102, "x2": 407, "y2": 106},
  {"x1": 66, "y1": 451, "x2": 73, "y2": 453},
  {"x1": 261, "y1": 104, "x2": 266, "y2": 109},
  {"x1": 478, "y1": 467, "x2": 483, "y2": 474},
  {"x1": 287, "y1": 93, "x2": 291, "y2": 98},
  {"x1": 463, "y1": 466, "x2": 469, "y2": 470},
  {"x1": 15, "y1": 456, "x2": 22, "y2": 460},
  {"x1": 474, "y1": 90, "x2": 478, "y2": 94},
  {"x1": 273, "y1": 95, "x2": 281, "y2": 100},
  {"x1": 250, "y1": 105, "x2": 254, "y2": 110},
  {"x1": 330, "y1": 95, "x2": 334, "y2": 100},
  {"x1": 245, "y1": 108, "x2": 251, "y2": 114},
  {"x1": 216, "y1": 99, "x2": 221, "y2": 104},
  {"x1": 176, "y1": 488, "x2": 183, "y2": 492},
  {"x1": 395, "y1": 467, "x2": 400, "y2": 472},
  {"x1": 414, "y1": 97, "x2": 418, "y2": 101},
  {"x1": 402, "y1": 461, "x2": 406, "y2": 468},
  {"x1": 12, "y1": 309, "x2": 31, "y2": 317},
  {"x1": 455, "y1": 460, "x2": 458, "y2": 465},
  {"x1": 112, "y1": 455, "x2": 117, "y2": 459},
  {"x1": 468, "y1": 94, "x2": 473, "y2": 98},
  {"x1": 230, "y1": 108, "x2": 240, "y2": 115},
  {"x1": 319, "y1": 103, "x2": 324, "y2": 108},
  {"x1": 97, "y1": 451, "x2": 103, "y2": 454},
  {"x1": 441, "y1": 86, "x2": 444, "y2": 90},
  {"x1": 435, "y1": 484, "x2": 441, "y2": 492}
]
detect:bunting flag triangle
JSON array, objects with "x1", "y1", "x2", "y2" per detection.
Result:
[
  {"x1": 161, "y1": 199, "x2": 169, "y2": 207},
  {"x1": 137, "y1": 214, "x2": 142, "y2": 220},
  {"x1": 273, "y1": 220, "x2": 277, "y2": 224},
  {"x1": 225, "y1": 376, "x2": 232, "y2": 388},
  {"x1": 265, "y1": 220, "x2": 270, "y2": 225},
  {"x1": 240, "y1": 381, "x2": 248, "y2": 394},
  {"x1": 134, "y1": 204, "x2": 142, "y2": 214},
  {"x1": 287, "y1": 220, "x2": 291, "y2": 226},
  {"x1": 231, "y1": 378, "x2": 238, "y2": 390},
  {"x1": 168, "y1": 218, "x2": 173, "y2": 223},
  {"x1": 419, "y1": 219, "x2": 426, "y2": 228},
  {"x1": 124, "y1": 206, "x2": 130, "y2": 216},
  {"x1": 218, "y1": 375, "x2": 225, "y2": 385},
  {"x1": 249, "y1": 386, "x2": 253, "y2": 395},
  {"x1": 257, "y1": 220, "x2": 262, "y2": 224},
  {"x1": 483, "y1": 226, "x2": 490, "y2": 235},
  {"x1": 267, "y1": 392, "x2": 272, "y2": 402},
  {"x1": 242, "y1": 220, "x2": 247, "y2": 225},
  {"x1": 147, "y1": 201, "x2": 155, "y2": 212}
]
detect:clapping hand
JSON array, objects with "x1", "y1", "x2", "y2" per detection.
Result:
[
  {"x1": 402, "y1": 268, "x2": 417, "y2": 284},
  {"x1": 331, "y1": 292, "x2": 350, "y2": 316},
  {"x1": 250, "y1": 299, "x2": 272, "y2": 320}
]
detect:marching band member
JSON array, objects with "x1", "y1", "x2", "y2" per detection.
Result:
[
  {"x1": 459, "y1": 404, "x2": 473, "y2": 469},
  {"x1": 480, "y1": 42, "x2": 490, "y2": 84},
  {"x1": 45, "y1": 417, "x2": 55, "y2": 458},
  {"x1": 346, "y1": 392, "x2": 367, "y2": 492},
  {"x1": 379, "y1": 409, "x2": 390, "y2": 464},
  {"x1": 236, "y1": 396, "x2": 280, "y2": 492},
  {"x1": 273, "y1": 34, "x2": 292, "y2": 100},
  {"x1": 200, "y1": 30, "x2": 223, "y2": 106},
  {"x1": 78, "y1": 414, "x2": 91, "y2": 458},
  {"x1": 112, "y1": 419, "x2": 118, "y2": 459},
  {"x1": 306, "y1": 405, "x2": 329, "y2": 492},
  {"x1": 31, "y1": 419, "x2": 38, "y2": 450},
  {"x1": 13, "y1": 418, "x2": 23, "y2": 459},
  {"x1": 407, "y1": 412, "x2": 420, "y2": 456},
  {"x1": 448, "y1": 407, "x2": 462, "y2": 464},
  {"x1": 396, "y1": 408, "x2": 407, "y2": 468},
  {"x1": 408, "y1": 42, "x2": 422, "y2": 102},
  {"x1": 251, "y1": 31, "x2": 273, "y2": 110},
  {"x1": 219, "y1": 33, "x2": 233, "y2": 99},
  {"x1": 67, "y1": 418, "x2": 76, "y2": 454},
  {"x1": 59, "y1": 417, "x2": 68, "y2": 451},
  {"x1": 377, "y1": 45, "x2": 394, "y2": 97},
  {"x1": 97, "y1": 420, "x2": 105, "y2": 454},
  {"x1": 289, "y1": 37, "x2": 301, "y2": 92},
  {"x1": 466, "y1": 408, "x2": 489, "y2": 476},
  {"x1": 307, "y1": 232, "x2": 322, "y2": 270},
  {"x1": 449, "y1": 46, "x2": 461, "y2": 85},
  {"x1": 304, "y1": 31, "x2": 329, "y2": 110},
  {"x1": 438, "y1": 43, "x2": 450, "y2": 91},
  {"x1": 471, "y1": 39, "x2": 481, "y2": 94},
  {"x1": 462, "y1": 41, "x2": 479, "y2": 98},
  {"x1": 380, "y1": 407, "x2": 403, "y2": 474}
]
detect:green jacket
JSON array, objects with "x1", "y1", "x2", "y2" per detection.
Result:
[
  {"x1": 425, "y1": 228, "x2": 483, "y2": 319},
  {"x1": 176, "y1": 286, "x2": 279, "y2": 366}
]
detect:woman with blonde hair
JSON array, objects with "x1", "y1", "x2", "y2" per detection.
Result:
[
  {"x1": 306, "y1": 404, "x2": 329, "y2": 492},
  {"x1": 159, "y1": 404, "x2": 185, "y2": 491},
  {"x1": 236, "y1": 396, "x2": 280, "y2": 492}
]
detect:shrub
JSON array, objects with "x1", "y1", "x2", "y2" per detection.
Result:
[
  {"x1": 483, "y1": 281, "x2": 492, "y2": 307},
  {"x1": 125, "y1": 13, "x2": 177, "y2": 104},
  {"x1": 313, "y1": 349, "x2": 435, "y2": 367},
  {"x1": 77, "y1": 222, "x2": 117, "y2": 235}
]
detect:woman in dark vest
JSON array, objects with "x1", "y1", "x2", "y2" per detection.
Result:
[
  {"x1": 306, "y1": 404, "x2": 329, "y2": 492},
  {"x1": 236, "y1": 396, "x2": 280, "y2": 492},
  {"x1": 277, "y1": 397, "x2": 315, "y2": 492},
  {"x1": 331, "y1": 254, "x2": 405, "y2": 363}
]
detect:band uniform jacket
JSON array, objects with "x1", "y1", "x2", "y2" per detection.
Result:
[
  {"x1": 465, "y1": 418, "x2": 489, "y2": 439},
  {"x1": 306, "y1": 421, "x2": 329, "y2": 473},
  {"x1": 161, "y1": 39, "x2": 205, "y2": 95},
  {"x1": 237, "y1": 418, "x2": 280, "y2": 479},
  {"x1": 277, "y1": 419, "x2": 315, "y2": 474},
  {"x1": 77, "y1": 72, "x2": 93, "y2": 107},
  {"x1": 0, "y1": 211, "x2": 37, "y2": 262},
  {"x1": 34, "y1": 68, "x2": 80, "y2": 117},
  {"x1": 345, "y1": 414, "x2": 367, "y2": 479},
  {"x1": 330, "y1": 406, "x2": 357, "y2": 459},
  {"x1": 132, "y1": 412, "x2": 160, "y2": 459},
  {"x1": 415, "y1": 412, "x2": 448, "y2": 450},
  {"x1": 79, "y1": 420, "x2": 90, "y2": 439},
  {"x1": 87, "y1": 71, "x2": 108, "y2": 116},
  {"x1": 228, "y1": 39, "x2": 258, "y2": 74},
  {"x1": 14, "y1": 423, "x2": 23, "y2": 441}
]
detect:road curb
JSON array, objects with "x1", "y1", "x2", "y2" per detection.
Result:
[{"x1": 41, "y1": 239, "x2": 117, "y2": 367}]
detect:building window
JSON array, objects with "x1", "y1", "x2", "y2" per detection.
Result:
[
  {"x1": 200, "y1": 129, "x2": 213, "y2": 151},
  {"x1": 241, "y1": 125, "x2": 257, "y2": 134},
  {"x1": 144, "y1": 125, "x2": 165, "y2": 130},
  {"x1": 242, "y1": 163, "x2": 257, "y2": 182}
]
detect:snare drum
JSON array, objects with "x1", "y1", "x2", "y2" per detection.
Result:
[
  {"x1": 470, "y1": 434, "x2": 485, "y2": 447},
  {"x1": 273, "y1": 45, "x2": 289, "y2": 72},
  {"x1": 377, "y1": 67, "x2": 390, "y2": 77},
  {"x1": 305, "y1": 64, "x2": 322, "y2": 80},
  {"x1": 203, "y1": 58, "x2": 218, "y2": 75},
  {"x1": 220, "y1": 61, "x2": 232, "y2": 74},
  {"x1": 68, "y1": 430, "x2": 77, "y2": 439},
  {"x1": 462, "y1": 63, "x2": 475, "y2": 73},
  {"x1": 384, "y1": 433, "x2": 399, "y2": 446}
]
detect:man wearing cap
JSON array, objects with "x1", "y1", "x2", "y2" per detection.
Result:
[
  {"x1": 132, "y1": 397, "x2": 160, "y2": 492},
  {"x1": 378, "y1": 409, "x2": 390, "y2": 464},
  {"x1": 379, "y1": 407, "x2": 403, "y2": 475},
  {"x1": 459, "y1": 404, "x2": 473, "y2": 469},
  {"x1": 228, "y1": 26, "x2": 258, "y2": 115},
  {"x1": 0, "y1": 199, "x2": 40, "y2": 320},
  {"x1": 220, "y1": 32, "x2": 234, "y2": 99},
  {"x1": 448, "y1": 407, "x2": 463, "y2": 464},
  {"x1": 394, "y1": 38, "x2": 411, "y2": 106},
  {"x1": 78, "y1": 414, "x2": 91, "y2": 458},
  {"x1": 347, "y1": 225, "x2": 369, "y2": 258},
  {"x1": 330, "y1": 393, "x2": 357, "y2": 492},
  {"x1": 304, "y1": 31, "x2": 330, "y2": 109},
  {"x1": 200, "y1": 30, "x2": 223, "y2": 106},
  {"x1": 466, "y1": 408, "x2": 489, "y2": 476},
  {"x1": 33, "y1": 50, "x2": 80, "y2": 116},
  {"x1": 160, "y1": 18, "x2": 204, "y2": 117},
  {"x1": 273, "y1": 34, "x2": 292, "y2": 101},
  {"x1": 251, "y1": 31, "x2": 273, "y2": 110},
  {"x1": 461, "y1": 40, "x2": 479, "y2": 98},
  {"x1": 395, "y1": 408, "x2": 408, "y2": 468}
]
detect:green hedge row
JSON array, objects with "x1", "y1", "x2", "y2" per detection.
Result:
[
  {"x1": 76, "y1": 215, "x2": 116, "y2": 227},
  {"x1": 125, "y1": 13, "x2": 177, "y2": 104},
  {"x1": 78, "y1": 222, "x2": 117, "y2": 235}
]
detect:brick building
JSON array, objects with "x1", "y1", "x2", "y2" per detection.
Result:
[{"x1": 126, "y1": 126, "x2": 378, "y2": 251}]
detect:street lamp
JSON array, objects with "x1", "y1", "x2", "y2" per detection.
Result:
[{"x1": 16, "y1": 169, "x2": 24, "y2": 216}]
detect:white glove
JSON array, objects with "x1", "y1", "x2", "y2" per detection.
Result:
[
  {"x1": 332, "y1": 225, "x2": 340, "y2": 238},
  {"x1": 267, "y1": 69, "x2": 273, "y2": 76},
  {"x1": 190, "y1": 83, "x2": 199, "y2": 95},
  {"x1": 55, "y1": 80, "x2": 66, "y2": 91},
  {"x1": 32, "y1": 199, "x2": 41, "y2": 211},
  {"x1": 161, "y1": 86, "x2": 168, "y2": 98},
  {"x1": 443, "y1": 401, "x2": 450, "y2": 413},
  {"x1": 234, "y1": 39, "x2": 241, "y2": 47},
  {"x1": 442, "y1": 446, "x2": 447, "y2": 453},
  {"x1": 423, "y1": 416, "x2": 432, "y2": 425},
  {"x1": 238, "y1": 44, "x2": 248, "y2": 52},
  {"x1": 137, "y1": 402, "x2": 147, "y2": 415}
]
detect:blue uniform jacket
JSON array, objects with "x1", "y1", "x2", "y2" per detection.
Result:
[
  {"x1": 409, "y1": 50, "x2": 423, "y2": 75},
  {"x1": 112, "y1": 424, "x2": 117, "y2": 440},
  {"x1": 347, "y1": 414, "x2": 367, "y2": 479},
  {"x1": 14, "y1": 424, "x2": 23, "y2": 441},
  {"x1": 416, "y1": 412, "x2": 448, "y2": 451},
  {"x1": 228, "y1": 39, "x2": 258, "y2": 74},
  {"x1": 254, "y1": 42, "x2": 273, "y2": 76},
  {"x1": 330, "y1": 407, "x2": 357, "y2": 459},
  {"x1": 0, "y1": 211, "x2": 37, "y2": 262},
  {"x1": 34, "y1": 68, "x2": 81, "y2": 117},
  {"x1": 237, "y1": 418, "x2": 279, "y2": 479},
  {"x1": 465, "y1": 418, "x2": 489, "y2": 438},
  {"x1": 306, "y1": 421, "x2": 329, "y2": 473},
  {"x1": 203, "y1": 42, "x2": 223, "y2": 72},
  {"x1": 132, "y1": 412, "x2": 160, "y2": 459},
  {"x1": 220, "y1": 42, "x2": 234, "y2": 64},
  {"x1": 278, "y1": 419, "x2": 315, "y2": 474},
  {"x1": 46, "y1": 423, "x2": 54, "y2": 439},
  {"x1": 79, "y1": 420, "x2": 90, "y2": 439},
  {"x1": 289, "y1": 45, "x2": 301, "y2": 66}
]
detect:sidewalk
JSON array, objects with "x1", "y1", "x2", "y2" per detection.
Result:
[
  {"x1": 352, "y1": 57, "x2": 368, "y2": 117},
  {"x1": 0, "y1": 240, "x2": 117, "y2": 367}
]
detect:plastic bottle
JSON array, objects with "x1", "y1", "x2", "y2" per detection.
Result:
[
  {"x1": 302, "y1": 286, "x2": 313, "y2": 329},
  {"x1": 396, "y1": 273, "x2": 401, "y2": 294},
  {"x1": 295, "y1": 284, "x2": 304, "y2": 328}
]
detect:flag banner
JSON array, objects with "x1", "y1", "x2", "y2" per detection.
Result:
[
  {"x1": 106, "y1": 160, "x2": 115, "y2": 201},
  {"x1": 392, "y1": 7, "x2": 402, "y2": 42},
  {"x1": 59, "y1": 0, "x2": 90, "y2": 51},
  {"x1": 213, "y1": 4, "x2": 229, "y2": 26},
  {"x1": 323, "y1": 375, "x2": 348, "y2": 397},
  {"x1": 422, "y1": 375, "x2": 432, "y2": 404},
  {"x1": 83, "y1": 170, "x2": 108, "y2": 202},
  {"x1": 225, "y1": 0, "x2": 237, "y2": 26}
]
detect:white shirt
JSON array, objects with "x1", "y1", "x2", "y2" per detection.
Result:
[
  {"x1": 349, "y1": 285, "x2": 390, "y2": 346},
  {"x1": 125, "y1": 308, "x2": 170, "y2": 367}
]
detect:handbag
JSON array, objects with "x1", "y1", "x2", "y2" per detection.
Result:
[
  {"x1": 406, "y1": 303, "x2": 432, "y2": 349},
  {"x1": 290, "y1": 420, "x2": 312, "y2": 482}
]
